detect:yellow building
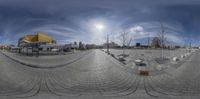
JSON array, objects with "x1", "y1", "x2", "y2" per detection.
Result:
[{"x1": 18, "y1": 32, "x2": 55, "y2": 47}]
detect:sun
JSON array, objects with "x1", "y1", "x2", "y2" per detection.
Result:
[{"x1": 95, "y1": 23, "x2": 105, "y2": 31}]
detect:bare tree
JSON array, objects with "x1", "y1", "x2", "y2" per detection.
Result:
[
  {"x1": 157, "y1": 22, "x2": 168, "y2": 60},
  {"x1": 119, "y1": 31, "x2": 132, "y2": 56}
]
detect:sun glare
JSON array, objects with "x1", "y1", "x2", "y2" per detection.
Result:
[{"x1": 95, "y1": 23, "x2": 104, "y2": 31}]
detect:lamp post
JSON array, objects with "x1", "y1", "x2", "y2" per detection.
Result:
[
  {"x1": 106, "y1": 34, "x2": 109, "y2": 53},
  {"x1": 148, "y1": 32, "x2": 150, "y2": 48}
]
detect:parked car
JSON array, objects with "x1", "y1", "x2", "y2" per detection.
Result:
[{"x1": 51, "y1": 49, "x2": 59, "y2": 52}]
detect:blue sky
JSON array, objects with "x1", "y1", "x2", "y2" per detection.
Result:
[{"x1": 0, "y1": 0, "x2": 199, "y2": 46}]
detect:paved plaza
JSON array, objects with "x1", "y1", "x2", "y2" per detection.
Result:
[{"x1": 0, "y1": 49, "x2": 200, "y2": 99}]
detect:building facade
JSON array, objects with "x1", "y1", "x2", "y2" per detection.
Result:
[
  {"x1": 18, "y1": 32, "x2": 55, "y2": 47},
  {"x1": 103, "y1": 42, "x2": 120, "y2": 48}
]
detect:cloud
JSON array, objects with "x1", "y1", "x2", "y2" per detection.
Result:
[
  {"x1": 167, "y1": 34, "x2": 183, "y2": 43},
  {"x1": 0, "y1": 0, "x2": 199, "y2": 46},
  {"x1": 112, "y1": 22, "x2": 184, "y2": 45}
]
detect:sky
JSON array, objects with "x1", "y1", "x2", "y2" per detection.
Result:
[{"x1": 0, "y1": 0, "x2": 200, "y2": 46}]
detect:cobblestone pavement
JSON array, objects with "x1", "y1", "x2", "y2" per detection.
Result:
[{"x1": 0, "y1": 49, "x2": 200, "y2": 99}]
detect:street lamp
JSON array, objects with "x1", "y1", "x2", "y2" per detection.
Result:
[{"x1": 106, "y1": 34, "x2": 109, "y2": 53}]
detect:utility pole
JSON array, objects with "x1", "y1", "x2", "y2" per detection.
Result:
[
  {"x1": 190, "y1": 42, "x2": 191, "y2": 48},
  {"x1": 106, "y1": 34, "x2": 109, "y2": 53},
  {"x1": 148, "y1": 32, "x2": 150, "y2": 48}
]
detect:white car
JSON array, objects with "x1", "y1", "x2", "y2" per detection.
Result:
[
  {"x1": 51, "y1": 49, "x2": 59, "y2": 52},
  {"x1": 134, "y1": 59, "x2": 145, "y2": 66},
  {"x1": 172, "y1": 57, "x2": 179, "y2": 61}
]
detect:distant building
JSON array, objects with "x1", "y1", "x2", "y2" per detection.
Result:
[
  {"x1": 174, "y1": 45, "x2": 181, "y2": 49},
  {"x1": 136, "y1": 43, "x2": 141, "y2": 47},
  {"x1": 78, "y1": 41, "x2": 85, "y2": 50},
  {"x1": 63, "y1": 43, "x2": 78, "y2": 51},
  {"x1": 0, "y1": 44, "x2": 15, "y2": 50},
  {"x1": 151, "y1": 37, "x2": 161, "y2": 48},
  {"x1": 85, "y1": 44, "x2": 102, "y2": 49},
  {"x1": 134, "y1": 43, "x2": 149, "y2": 49},
  {"x1": 103, "y1": 42, "x2": 120, "y2": 48},
  {"x1": 18, "y1": 32, "x2": 56, "y2": 47}
]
